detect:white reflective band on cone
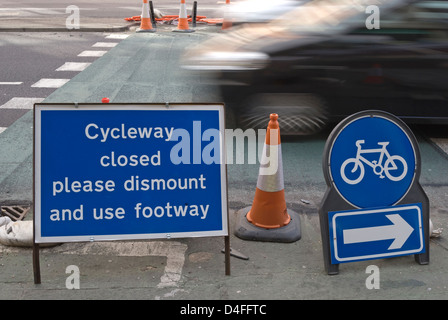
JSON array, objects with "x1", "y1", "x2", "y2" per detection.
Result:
[
  {"x1": 257, "y1": 144, "x2": 284, "y2": 192},
  {"x1": 142, "y1": 2, "x2": 150, "y2": 18},
  {"x1": 179, "y1": 3, "x2": 187, "y2": 18}
]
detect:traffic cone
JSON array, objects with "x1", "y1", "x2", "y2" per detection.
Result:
[
  {"x1": 137, "y1": 0, "x2": 156, "y2": 33},
  {"x1": 173, "y1": 0, "x2": 195, "y2": 33},
  {"x1": 247, "y1": 114, "x2": 290, "y2": 228},
  {"x1": 234, "y1": 114, "x2": 301, "y2": 243},
  {"x1": 222, "y1": 0, "x2": 232, "y2": 30},
  {"x1": 364, "y1": 63, "x2": 384, "y2": 84}
]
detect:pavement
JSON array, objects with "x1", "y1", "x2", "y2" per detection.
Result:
[{"x1": 1, "y1": 15, "x2": 448, "y2": 303}]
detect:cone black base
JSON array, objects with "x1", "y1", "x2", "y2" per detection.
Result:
[
  {"x1": 172, "y1": 29, "x2": 195, "y2": 33},
  {"x1": 137, "y1": 28, "x2": 156, "y2": 33},
  {"x1": 234, "y1": 206, "x2": 301, "y2": 243}
]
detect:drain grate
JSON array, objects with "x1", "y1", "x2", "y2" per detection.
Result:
[{"x1": 0, "y1": 205, "x2": 30, "y2": 221}]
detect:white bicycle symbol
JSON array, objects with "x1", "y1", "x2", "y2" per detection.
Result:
[{"x1": 340, "y1": 139, "x2": 408, "y2": 185}]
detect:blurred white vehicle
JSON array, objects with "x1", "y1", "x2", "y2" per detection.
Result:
[{"x1": 219, "y1": 0, "x2": 308, "y2": 24}]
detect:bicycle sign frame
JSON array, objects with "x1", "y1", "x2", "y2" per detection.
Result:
[{"x1": 319, "y1": 110, "x2": 429, "y2": 275}]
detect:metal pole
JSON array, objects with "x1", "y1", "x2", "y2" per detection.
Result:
[
  {"x1": 225, "y1": 235, "x2": 231, "y2": 275},
  {"x1": 149, "y1": 1, "x2": 157, "y2": 28},
  {"x1": 192, "y1": 1, "x2": 197, "y2": 28},
  {"x1": 32, "y1": 126, "x2": 41, "y2": 284},
  {"x1": 33, "y1": 243, "x2": 41, "y2": 284}
]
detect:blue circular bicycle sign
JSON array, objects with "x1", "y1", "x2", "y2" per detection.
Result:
[{"x1": 324, "y1": 110, "x2": 419, "y2": 208}]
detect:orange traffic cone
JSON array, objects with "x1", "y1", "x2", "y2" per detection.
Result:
[
  {"x1": 137, "y1": 0, "x2": 156, "y2": 33},
  {"x1": 173, "y1": 0, "x2": 195, "y2": 33},
  {"x1": 247, "y1": 114, "x2": 290, "y2": 228},
  {"x1": 222, "y1": 0, "x2": 232, "y2": 30},
  {"x1": 234, "y1": 114, "x2": 301, "y2": 242}
]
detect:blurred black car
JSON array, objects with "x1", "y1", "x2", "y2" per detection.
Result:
[{"x1": 182, "y1": 0, "x2": 448, "y2": 134}]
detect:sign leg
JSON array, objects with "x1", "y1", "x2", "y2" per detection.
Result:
[
  {"x1": 320, "y1": 217, "x2": 339, "y2": 275},
  {"x1": 403, "y1": 184, "x2": 430, "y2": 265},
  {"x1": 415, "y1": 203, "x2": 430, "y2": 265},
  {"x1": 319, "y1": 207, "x2": 339, "y2": 274},
  {"x1": 224, "y1": 235, "x2": 231, "y2": 275},
  {"x1": 33, "y1": 243, "x2": 41, "y2": 284}
]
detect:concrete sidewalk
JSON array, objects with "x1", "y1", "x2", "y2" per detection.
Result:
[{"x1": 0, "y1": 26, "x2": 448, "y2": 301}]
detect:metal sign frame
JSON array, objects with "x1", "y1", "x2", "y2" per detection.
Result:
[
  {"x1": 319, "y1": 110, "x2": 430, "y2": 275},
  {"x1": 33, "y1": 102, "x2": 231, "y2": 284}
]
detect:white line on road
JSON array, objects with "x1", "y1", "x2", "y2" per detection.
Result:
[
  {"x1": 56, "y1": 62, "x2": 91, "y2": 72},
  {"x1": 31, "y1": 78, "x2": 70, "y2": 88},
  {"x1": 105, "y1": 34, "x2": 129, "y2": 39},
  {"x1": 0, "y1": 97, "x2": 44, "y2": 109},
  {"x1": 92, "y1": 42, "x2": 118, "y2": 48},
  {"x1": 78, "y1": 50, "x2": 107, "y2": 57},
  {"x1": 0, "y1": 82, "x2": 23, "y2": 85}
]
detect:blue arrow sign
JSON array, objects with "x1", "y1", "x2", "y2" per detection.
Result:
[{"x1": 329, "y1": 203, "x2": 425, "y2": 263}]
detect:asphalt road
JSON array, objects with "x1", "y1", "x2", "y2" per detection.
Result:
[
  {"x1": 0, "y1": 32, "x2": 114, "y2": 104},
  {"x1": 0, "y1": 0, "x2": 226, "y2": 131},
  {"x1": 0, "y1": 32, "x2": 130, "y2": 131}
]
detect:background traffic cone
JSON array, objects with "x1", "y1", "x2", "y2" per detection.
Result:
[
  {"x1": 221, "y1": 0, "x2": 232, "y2": 30},
  {"x1": 364, "y1": 63, "x2": 384, "y2": 84},
  {"x1": 137, "y1": 0, "x2": 156, "y2": 33},
  {"x1": 173, "y1": 0, "x2": 195, "y2": 33},
  {"x1": 234, "y1": 114, "x2": 301, "y2": 243}
]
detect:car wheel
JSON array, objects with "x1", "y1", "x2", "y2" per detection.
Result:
[{"x1": 237, "y1": 93, "x2": 328, "y2": 135}]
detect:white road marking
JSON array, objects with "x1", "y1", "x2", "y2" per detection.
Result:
[
  {"x1": 0, "y1": 97, "x2": 44, "y2": 109},
  {"x1": 0, "y1": 82, "x2": 23, "y2": 85},
  {"x1": 56, "y1": 62, "x2": 91, "y2": 72},
  {"x1": 31, "y1": 78, "x2": 70, "y2": 88},
  {"x1": 78, "y1": 50, "x2": 107, "y2": 57},
  {"x1": 105, "y1": 34, "x2": 129, "y2": 39},
  {"x1": 92, "y1": 42, "x2": 118, "y2": 48},
  {"x1": 0, "y1": 33, "x2": 128, "y2": 135}
]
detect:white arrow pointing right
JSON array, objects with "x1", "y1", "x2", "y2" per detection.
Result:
[{"x1": 343, "y1": 214, "x2": 414, "y2": 250}]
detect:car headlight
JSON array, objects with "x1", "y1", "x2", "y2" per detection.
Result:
[{"x1": 182, "y1": 51, "x2": 269, "y2": 71}]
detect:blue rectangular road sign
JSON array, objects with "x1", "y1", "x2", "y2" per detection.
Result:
[
  {"x1": 34, "y1": 103, "x2": 228, "y2": 243},
  {"x1": 329, "y1": 203, "x2": 425, "y2": 263}
]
